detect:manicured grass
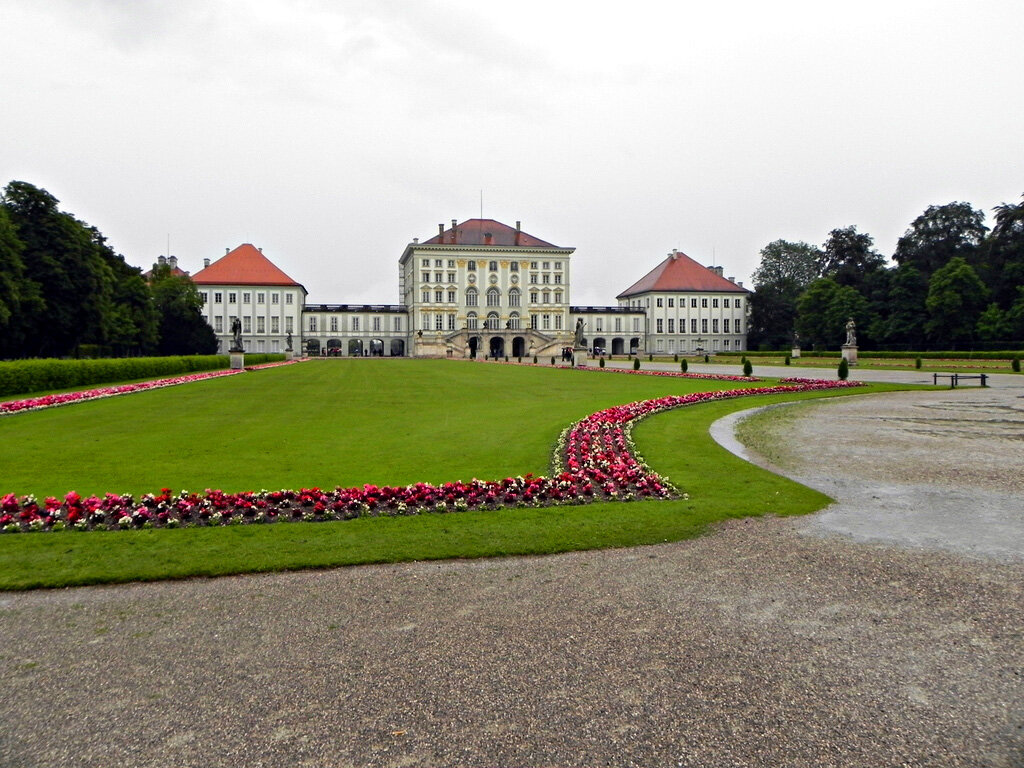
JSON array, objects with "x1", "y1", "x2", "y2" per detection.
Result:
[
  {"x1": 686, "y1": 354, "x2": 1018, "y2": 373},
  {"x1": 0, "y1": 360, "x2": 909, "y2": 589},
  {"x1": 0, "y1": 359, "x2": 759, "y2": 499}
]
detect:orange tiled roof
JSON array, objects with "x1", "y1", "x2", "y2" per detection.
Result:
[
  {"x1": 617, "y1": 251, "x2": 747, "y2": 298},
  {"x1": 192, "y1": 244, "x2": 304, "y2": 288},
  {"x1": 422, "y1": 219, "x2": 559, "y2": 248}
]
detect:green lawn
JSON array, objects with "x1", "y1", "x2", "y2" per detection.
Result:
[{"x1": 0, "y1": 360, "x2": 911, "y2": 589}]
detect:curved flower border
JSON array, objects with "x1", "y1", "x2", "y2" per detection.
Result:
[
  {"x1": 0, "y1": 359, "x2": 304, "y2": 417},
  {"x1": 0, "y1": 376, "x2": 862, "y2": 533}
]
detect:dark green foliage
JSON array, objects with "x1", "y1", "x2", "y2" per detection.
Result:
[
  {"x1": 680, "y1": 359, "x2": 688, "y2": 372},
  {"x1": 915, "y1": 357, "x2": 922, "y2": 369},
  {"x1": 673, "y1": 353, "x2": 678, "y2": 362},
  {"x1": 533, "y1": 355, "x2": 538, "y2": 364},
  {"x1": 648, "y1": 353, "x2": 653, "y2": 361},
  {"x1": 925, "y1": 257, "x2": 989, "y2": 344},
  {"x1": 796, "y1": 278, "x2": 869, "y2": 349},
  {"x1": 784, "y1": 355, "x2": 790, "y2": 365},
  {"x1": 895, "y1": 202, "x2": 987, "y2": 278},
  {"x1": 0, "y1": 354, "x2": 284, "y2": 397},
  {"x1": 837, "y1": 357, "x2": 849, "y2": 380},
  {"x1": 704, "y1": 354, "x2": 709, "y2": 363},
  {"x1": 599, "y1": 357, "x2": 605, "y2": 368},
  {"x1": 550, "y1": 356, "x2": 555, "y2": 365},
  {"x1": 1012, "y1": 356, "x2": 1021, "y2": 373},
  {"x1": 633, "y1": 358, "x2": 641, "y2": 370},
  {"x1": 742, "y1": 359, "x2": 753, "y2": 376}
]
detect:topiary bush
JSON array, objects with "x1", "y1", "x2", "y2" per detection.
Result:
[
  {"x1": 915, "y1": 357, "x2": 922, "y2": 369},
  {"x1": 533, "y1": 355, "x2": 538, "y2": 364},
  {"x1": 838, "y1": 357, "x2": 849, "y2": 380},
  {"x1": 648, "y1": 353, "x2": 653, "y2": 362},
  {"x1": 551, "y1": 356, "x2": 556, "y2": 365},
  {"x1": 673, "y1": 353, "x2": 678, "y2": 362},
  {"x1": 633, "y1": 358, "x2": 641, "y2": 371},
  {"x1": 704, "y1": 354, "x2": 709, "y2": 363},
  {"x1": 784, "y1": 354, "x2": 791, "y2": 366},
  {"x1": 680, "y1": 359, "x2": 688, "y2": 372},
  {"x1": 599, "y1": 357, "x2": 605, "y2": 368},
  {"x1": 1012, "y1": 355, "x2": 1020, "y2": 372},
  {"x1": 742, "y1": 359, "x2": 753, "y2": 377}
]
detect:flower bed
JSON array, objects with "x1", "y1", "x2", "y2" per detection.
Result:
[
  {"x1": 0, "y1": 377, "x2": 862, "y2": 533},
  {"x1": 0, "y1": 359, "x2": 306, "y2": 417}
]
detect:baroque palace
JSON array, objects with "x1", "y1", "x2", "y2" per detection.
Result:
[{"x1": 187, "y1": 218, "x2": 749, "y2": 358}]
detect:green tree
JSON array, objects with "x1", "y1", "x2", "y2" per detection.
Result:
[
  {"x1": 924, "y1": 257, "x2": 988, "y2": 344},
  {"x1": 150, "y1": 263, "x2": 217, "y2": 355},
  {"x1": 749, "y1": 240, "x2": 823, "y2": 350},
  {"x1": 819, "y1": 226, "x2": 886, "y2": 288},
  {"x1": 981, "y1": 194, "x2": 1024, "y2": 309},
  {"x1": 975, "y1": 303, "x2": 1012, "y2": 342},
  {"x1": 876, "y1": 264, "x2": 928, "y2": 348},
  {"x1": 894, "y1": 202, "x2": 988, "y2": 279},
  {"x1": 751, "y1": 240, "x2": 823, "y2": 290},
  {"x1": 796, "y1": 278, "x2": 869, "y2": 349}
]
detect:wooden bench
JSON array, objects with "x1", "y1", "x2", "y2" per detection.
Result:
[{"x1": 933, "y1": 372, "x2": 988, "y2": 388}]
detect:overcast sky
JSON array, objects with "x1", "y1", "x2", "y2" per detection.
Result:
[{"x1": 3, "y1": 0, "x2": 1022, "y2": 304}]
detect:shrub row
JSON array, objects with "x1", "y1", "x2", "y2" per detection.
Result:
[
  {"x1": 718, "y1": 350, "x2": 1022, "y2": 361},
  {"x1": 0, "y1": 354, "x2": 286, "y2": 397}
]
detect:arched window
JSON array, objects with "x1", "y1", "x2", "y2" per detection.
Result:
[
  {"x1": 466, "y1": 288, "x2": 478, "y2": 307},
  {"x1": 509, "y1": 312, "x2": 521, "y2": 330},
  {"x1": 466, "y1": 312, "x2": 478, "y2": 330},
  {"x1": 508, "y1": 288, "x2": 521, "y2": 307},
  {"x1": 486, "y1": 288, "x2": 501, "y2": 307},
  {"x1": 486, "y1": 312, "x2": 500, "y2": 330}
]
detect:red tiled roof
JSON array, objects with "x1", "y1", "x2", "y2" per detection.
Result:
[
  {"x1": 192, "y1": 244, "x2": 304, "y2": 287},
  {"x1": 617, "y1": 251, "x2": 747, "y2": 298},
  {"x1": 422, "y1": 219, "x2": 559, "y2": 248}
]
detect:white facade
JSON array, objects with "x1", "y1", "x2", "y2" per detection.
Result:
[{"x1": 198, "y1": 284, "x2": 306, "y2": 355}]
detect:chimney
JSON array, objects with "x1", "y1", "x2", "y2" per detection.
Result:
[
  {"x1": 727, "y1": 276, "x2": 735, "y2": 283},
  {"x1": 438, "y1": 223, "x2": 444, "y2": 238},
  {"x1": 168, "y1": 256, "x2": 178, "y2": 269},
  {"x1": 226, "y1": 247, "x2": 230, "y2": 254},
  {"x1": 450, "y1": 219, "x2": 458, "y2": 245},
  {"x1": 713, "y1": 266, "x2": 724, "y2": 276},
  {"x1": 203, "y1": 258, "x2": 211, "y2": 268},
  {"x1": 484, "y1": 232, "x2": 493, "y2": 245},
  {"x1": 258, "y1": 247, "x2": 263, "y2": 253},
  {"x1": 737, "y1": 281, "x2": 744, "y2": 288},
  {"x1": 412, "y1": 237, "x2": 419, "y2": 244},
  {"x1": 515, "y1": 220, "x2": 521, "y2": 246},
  {"x1": 158, "y1": 255, "x2": 166, "y2": 265}
]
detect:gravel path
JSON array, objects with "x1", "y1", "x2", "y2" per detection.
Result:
[{"x1": 2, "y1": 381, "x2": 1023, "y2": 767}]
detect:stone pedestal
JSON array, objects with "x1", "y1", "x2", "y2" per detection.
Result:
[
  {"x1": 841, "y1": 344, "x2": 858, "y2": 365},
  {"x1": 573, "y1": 348, "x2": 588, "y2": 367},
  {"x1": 284, "y1": 349, "x2": 294, "y2": 361},
  {"x1": 791, "y1": 346, "x2": 801, "y2": 359},
  {"x1": 230, "y1": 351, "x2": 245, "y2": 370}
]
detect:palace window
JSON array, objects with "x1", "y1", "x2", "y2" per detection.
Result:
[
  {"x1": 352, "y1": 317, "x2": 360, "y2": 331},
  {"x1": 509, "y1": 289, "x2": 521, "y2": 307},
  {"x1": 243, "y1": 316, "x2": 251, "y2": 333},
  {"x1": 596, "y1": 319, "x2": 603, "y2": 332},
  {"x1": 668, "y1": 298, "x2": 674, "y2": 307},
  {"x1": 702, "y1": 298, "x2": 708, "y2": 308},
  {"x1": 308, "y1": 317, "x2": 317, "y2": 332},
  {"x1": 542, "y1": 262, "x2": 550, "y2": 269},
  {"x1": 447, "y1": 314, "x2": 455, "y2": 330},
  {"x1": 467, "y1": 312, "x2": 478, "y2": 330},
  {"x1": 530, "y1": 273, "x2": 538, "y2": 284},
  {"x1": 214, "y1": 316, "x2": 223, "y2": 332},
  {"x1": 272, "y1": 293, "x2": 279, "y2": 304},
  {"x1": 200, "y1": 292, "x2": 208, "y2": 304},
  {"x1": 723, "y1": 318, "x2": 730, "y2": 333},
  {"x1": 510, "y1": 262, "x2": 518, "y2": 272},
  {"x1": 554, "y1": 314, "x2": 562, "y2": 330},
  {"x1": 713, "y1": 298, "x2": 719, "y2": 308},
  {"x1": 486, "y1": 288, "x2": 501, "y2": 307},
  {"x1": 422, "y1": 290, "x2": 430, "y2": 303},
  {"x1": 393, "y1": 316, "x2": 402, "y2": 332},
  {"x1": 530, "y1": 261, "x2": 538, "y2": 269},
  {"x1": 257, "y1": 317, "x2": 265, "y2": 333},
  {"x1": 615, "y1": 318, "x2": 621, "y2": 332},
  {"x1": 242, "y1": 292, "x2": 251, "y2": 304},
  {"x1": 435, "y1": 290, "x2": 444, "y2": 302},
  {"x1": 656, "y1": 298, "x2": 663, "y2": 308},
  {"x1": 633, "y1": 318, "x2": 641, "y2": 332},
  {"x1": 422, "y1": 272, "x2": 430, "y2": 282},
  {"x1": 530, "y1": 291, "x2": 538, "y2": 303},
  {"x1": 435, "y1": 314, "x2": 443, "y2": 330},
  {"x1": 554, "y1": 291, "x2": 562, "y2": 303},
  {"x1": 228, "y1": 292, "x2": 237, "y2": 303},
  {"x1": 691, "y1": 298, "x2": 697, "y2": 308},
  {"x1": 435, "y1": 273, "x2": 443, "y2": 283},
  {"x1": 271, "y1": 317, "x2": 280, "y2": 333},
  {"x1": 542, "y1": 314, "x2": 551, "y2": 330},
  {"x1": 285, "y1": 317, "x2": 293, "y2": 332},
  {"x1": 702, "y1": 319, "x2": 708, "y2": 333},
  {"x1": 542, "y1": 292, "x2": 550, "y2": 304},
  {"x1": 723, "y1": 298, "x2": 730, "y2": 308},
  {"x1": 657, "y1": 319, "x2": 663, "y2": 333},
  {"x1": 489, "y1": 261, "x2": 498, "y2": 272},
  {"x1": 713, "y1": 319, "x2": 719, "y2": 333},
  {"x1": 509, "y1": 313, "x2": 520, "y2": 330},
  {"x1": 448, "y1": 290, "x2": 456, "y2": 302},
  {"x1": 286, "y1": 294, "x2": 293, "y2": 304},
  {"x1": 691, "y1": 319, "x2": 697, "y2": 333},
  {"x1": 447, "y1": 272, "x2": 456, "y2": 283},
  {"x1": 542, "y1": 274, "x2": 550, "y2": 284},
  {"x1": 258, "y1": 293, "x2": 265, "y2": 304},
  {"x1": 466, "y1": 288, "x2": 478, "y2": 306},
  {"x1": 667, "y1": 319, "x2": 674, "y2": 333},
  {"x1": 467, "y1": 260, "x2": 476, "y2": 271},
  {"x1": 435, "y1": 259, "x2": 443, "y2": 268},
  {"x1": 214, "y1": 292, "x2": 222, "y2": 303},
  {"x1": 422, "y1": 259, "x2": 430, "y2": 267},
  {"x1": 554, "y1": 273, "x2": 562, "y2": 284}
]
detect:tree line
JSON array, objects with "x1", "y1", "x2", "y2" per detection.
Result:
[
  {"x1": 0, "y1": 181, "x2": 216, "y2": 359},
  {"x1": 747, "y1": 197, "x2": 1024, "y2": 350}
]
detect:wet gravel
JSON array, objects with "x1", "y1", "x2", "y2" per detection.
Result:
[{"x1": 2, "y1": 384, "x2": 1023, "y2": 767}]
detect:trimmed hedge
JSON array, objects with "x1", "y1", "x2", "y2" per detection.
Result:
[
  {"x1": 717, "y1": 350, "x2": 1024, "y2": 361},
  {"x1": 0, "y1": 354, "x2": 286, "y2": 397}
]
